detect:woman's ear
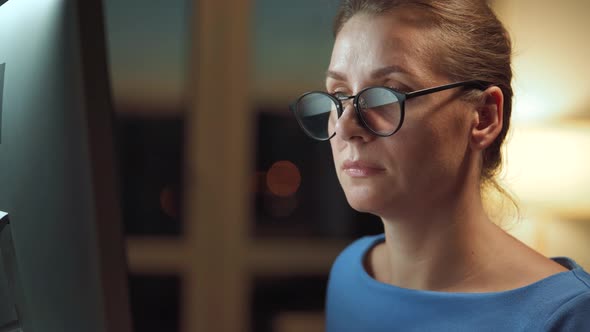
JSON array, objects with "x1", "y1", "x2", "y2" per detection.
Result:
[{"x1": 471, "y1": 86, "x2": 503, "y2": 151}]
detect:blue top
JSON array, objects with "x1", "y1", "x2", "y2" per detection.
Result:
[{"x1": 326, "y1": 234, "x2": 590, "y2": 331}]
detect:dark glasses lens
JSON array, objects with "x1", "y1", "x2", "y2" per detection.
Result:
[
  {"x1": 357, "y1": 87, "x2": 402, "y2": 136},
  {"x1": 293, "y1": 92, "x2": 339, "y2": 140},
  {"x1": 292, "y1": 87, "x2": 403, "y2": 140}
]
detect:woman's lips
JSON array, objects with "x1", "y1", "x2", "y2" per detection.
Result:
[{"x1": 341, "y1": 160, "x2": 385, "y2": 177}]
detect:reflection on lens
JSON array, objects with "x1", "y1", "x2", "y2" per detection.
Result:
[
  {"x1": 358, "y1": 88, "x2": 401, "y2": 135},
  {"x1": 296, "y1": 93, "x2": 337, "y2": 139},
  {"x1": 328, "y1": 101, "x2": 338, "y2": 136}
]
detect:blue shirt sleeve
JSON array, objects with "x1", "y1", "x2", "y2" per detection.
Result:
[{"x1": 544, "y1": 292, "x2": 590, "y2": 331}]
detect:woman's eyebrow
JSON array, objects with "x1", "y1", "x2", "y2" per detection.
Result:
[
  {"x1": 325, "y1": 65, "x2": 411, "y2": 81},
  {"x1": 326, "y1": 70, "x2": 346, "y2": 81},
  {"x1": 370, "y1": 65, "x2": 410, "y2": 79}
]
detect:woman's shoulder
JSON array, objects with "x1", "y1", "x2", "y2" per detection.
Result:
[
  {"x1": 516, "y1": 256, "x2": 590, "y2": 329},
  {"x1": 542, "y1": 287, "x2": 590, "y2": 330},
  {"x1": 548, "y1": 257, "x2": 590, "y2": 296}
]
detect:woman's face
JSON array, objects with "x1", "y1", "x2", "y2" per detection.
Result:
[{"x1": 328, "y1": 9, "x2": 476, "y2": 218}]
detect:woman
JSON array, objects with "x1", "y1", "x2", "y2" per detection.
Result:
[{"x1": 290, "y1": 0, "x2": 590, "y2": 331}]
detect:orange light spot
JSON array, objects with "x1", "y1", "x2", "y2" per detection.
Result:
[{"x1": 266, "y1": 160, "x2": 301, "y2": 197}]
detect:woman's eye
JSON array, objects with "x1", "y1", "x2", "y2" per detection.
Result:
[
  {"x1": 388, "y1": 86, "x2": 408, "y2": 93},
  {"x1": 332, "y1": 91, "x2": 349, "y2": 99}
]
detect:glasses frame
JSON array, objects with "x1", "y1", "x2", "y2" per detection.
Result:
[{"x1": 290, "y1": 80, "x2": 491, "y2": 141}]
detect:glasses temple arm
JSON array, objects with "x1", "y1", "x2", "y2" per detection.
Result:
[{"x1": 406, "y1": 80, "x2": 489, "y2": 100}]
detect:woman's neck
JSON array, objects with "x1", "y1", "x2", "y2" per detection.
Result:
[{"x1": 377, "y1": 184, "x2": 500, "y2": 291}]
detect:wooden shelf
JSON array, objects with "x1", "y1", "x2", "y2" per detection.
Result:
[
  {"x1": 126, "y1": 237, "x2": 186, "y2": 274},
  {"x1": 246, "y1": 238, "x2": 348, "y2": 275},
  {"x1": 273, "y1": 312, "x2": 325, "y2": 332},
  {"x1": 127, "y1": 237, "x2": 349, "y2": 276}
]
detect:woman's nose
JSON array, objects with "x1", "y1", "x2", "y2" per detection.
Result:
[{"x1": 334, "y1": 102, "x2": 375, "y2": 143}]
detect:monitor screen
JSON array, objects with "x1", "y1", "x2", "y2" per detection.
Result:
[{"x1": 0, "y1": 0, "x2": 131, "y2": 331}]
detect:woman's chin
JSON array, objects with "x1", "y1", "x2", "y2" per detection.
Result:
[{"x1": 343, "y1": 187, "x2": 390, "y2": 215}]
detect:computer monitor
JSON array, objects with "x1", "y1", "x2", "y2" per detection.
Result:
[{"x1": 0, "y1": 0, "x2": 132, "y2": 331}]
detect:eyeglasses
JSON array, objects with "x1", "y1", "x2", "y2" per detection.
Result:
[{"x1": 290, "y1": 80, "x2": 490, "y2": 141}]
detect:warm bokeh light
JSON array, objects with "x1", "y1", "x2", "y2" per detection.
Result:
[
  {"x1": 494, "y1": 0, "x2": 590, "y2": 123},
  {"x1": 543, "y1": 218, "x2": 590, "y2": 268},
  {"x1": 503, "y1": 124, "x2": 590, "y2": 217},
  {"x1": 266, "y1": 160, "x2": 302, "y2": 197},
  {"x1": 491, "y1": 1, "x2": 590, "y2": 269}
]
